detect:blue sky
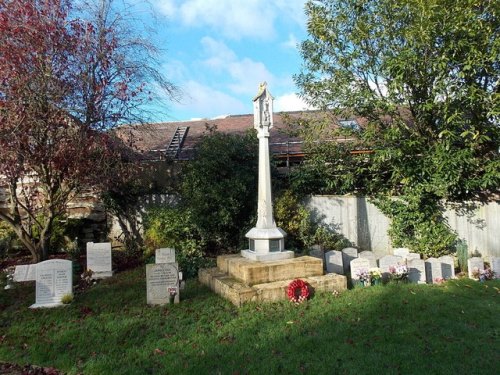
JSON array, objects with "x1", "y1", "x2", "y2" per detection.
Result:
[{"x1": 147, "y1": 0, "x2": 312, "y2": 121}]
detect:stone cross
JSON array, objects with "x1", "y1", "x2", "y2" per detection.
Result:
[{"x1": 242, "y1": 82, "x2": 293, "y2": 262}]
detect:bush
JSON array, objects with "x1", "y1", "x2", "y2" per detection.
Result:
[
  {"x1": 275, "y1": 190, "x2": 351, "y2": 252},
  {"x1": 0, "y1": 221, "x2": 16, "y2": 258},
  {"x1": 143, "y1": 207, "x2": 207, "y2": 278}
]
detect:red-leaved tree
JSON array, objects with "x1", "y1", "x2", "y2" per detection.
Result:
[{"x1": 0, "y1": 0, "x2": 176, "y2": 262}]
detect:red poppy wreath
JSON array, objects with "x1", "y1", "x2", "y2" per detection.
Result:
[{"x1": 287, "y1": 279, "x2": 310, "y2": 304}]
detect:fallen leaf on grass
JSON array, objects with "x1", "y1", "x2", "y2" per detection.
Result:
[
  {"x1": 464, "y1": 285, "x2": 473, "y2": 288},
  {"x1": 410, "y1": 290, "x2": 416, "y2": 295},
  {"x1": 286, "y1": 321, "x2": 294, "y2": 324},
  {"x1": 154, "y1": 348, "x2": 165, "y2": 355}
]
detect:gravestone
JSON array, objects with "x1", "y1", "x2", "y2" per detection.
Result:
[
  {"x1": 405, "y1": 253, "x2": 421, "y2": 262},
  {"x1": 30, "y1": 259, "x2": 72, "y2": 308},
  {"x1": 467, "y1": 257, "x2": 484, "y2": 279},
  {"x1": 86, "y1": 242, "x2": 113, "y2": 279},
  {"x1": 309, "y1": 248, "x2": 323, "y2": 260},
  {"x1": 393, "y1": 248, "x2": 410, "y2": 258},
  {"x1": 13, "y1": 264, "x2": 37, "y2": 282},
  {"x1": 350, "y1": 258, "x2": 371, "y2": 281},
  {"x1": 378, "y1": 255, "x2": 403, "y2": 280},
  {"x1": 146, "y1": 263, "x2": 180, "y2": 305},
  {"x1": 491, "y1": 257, "x2": 500, "y2": 279},
  {"x1": 408, "y1": 259, "x2": 426, "y2": 284},
  {"x1": 325, "y1": 250, "x2": 343, "y2": 274},
  {"x1": 425, "y1": 258, "x2": 443, "y2": 283},
  {"x1": 156, "y1": 248, "x2": 176, "y2": 264},
  {"x1": 359, "y1": 251, "x2": 377, "y2": 268},
  {"x1": 342, "y1": 247, "x2": 358, "y2": 274},
  {"x1": 439, "y1": 255, "x2": 455, "y2": 279}
]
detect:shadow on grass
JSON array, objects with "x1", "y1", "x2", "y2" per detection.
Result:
[{"x1": 1, "y1": 268, "x2": 498, "y2": 375}]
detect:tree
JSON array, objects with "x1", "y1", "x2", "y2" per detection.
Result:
[
  {"x1": 180, "y1": 128, "x2": 258, "y2": 254},
  {"x1": 295, "y1": 0, "x2": 499, "y2": 256},
  {"x1": 0, "y1": 0, "x2": 177, "y2": 262}
]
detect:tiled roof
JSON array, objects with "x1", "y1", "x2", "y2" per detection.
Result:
[{"x1": 114, "y1": 111, "x2": 364, "y2": 161}]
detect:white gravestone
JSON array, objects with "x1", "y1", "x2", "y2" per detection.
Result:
[
  {"x1": 13, "y1": 264, "x2": 37, "y2": 282},
  {"x1": 86, "y1": 242, "x2": 113, "y2": 279},
  {"x1": 147, "y1": 263, "x2": 180, "y2": 305},
  {"x1": 467, "y1": 257, "x2": 484, "y2": 279},
  {"x1": 156, "y1": 248, "x2": 176, "y2": 264},
  {"x1": 359, "y1": 251, "x2": 377, "y2": 268},
  {"x1": 408, "y1": 259, "x2": 426, "y2": 284},
  {"x1": 350, "y1": 258, "x2": 371, "y2": 281},
  {"x1": 425, "y1": 258, "x2": 443, "y2": 283},
  {"x1": 439, "y1": 255, "x2": 455, "y2": 279},
  {"x1": 393, "y1": 248, "x2": 410, "y2": 258},
  {"x1": 378, "y1": 255, "x2": 403, "y2": 280},
  {"x1": 405, "y1": 253, "x2": 421, "y2": 262},
  {"x1": 342, "y1": 248, "x2": 358, "y2": 274},
  {"x1": 30, "y1": 259, "x2": 72, "y2": 308},
  {"x1": 325, "y1": 250, "x2": 343, "y2": 274},
  {"x1": 491, "y1": 257, "x2": 500, "y2": 279}
]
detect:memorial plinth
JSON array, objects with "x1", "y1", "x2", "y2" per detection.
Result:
[{"x1": 199, "y1": 255, "x2": 347, "y2": 306}]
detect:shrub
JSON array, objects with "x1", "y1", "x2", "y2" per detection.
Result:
[
  {"x1": 0, "y1": 221, "x2": 16, "y2": 258},
  {"x1": 143, "y1": 207, "x2": 207, "y2": 278}
]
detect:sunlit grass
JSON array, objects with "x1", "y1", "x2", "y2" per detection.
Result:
[{"x1": 1, "y1": 267, "x2": 499, "y2": 374}]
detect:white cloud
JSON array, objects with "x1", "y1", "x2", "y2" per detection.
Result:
[
  {"x1": 174, "y1": 80, "x2": 247, "y2": 118},
  {"x1": 200, "y1": 37, "x2": 275, "y2": 95},
  {"x1": 281, "y1": 33, "x2": 299, "y2": 50},
  {"x1": 154, "y1": 0, "x2": 305, "y2": 39},
  {"x1": 274, "y1": 93, "x2": 315, "y2": 112}
]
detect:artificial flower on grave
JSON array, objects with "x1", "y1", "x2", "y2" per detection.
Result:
[
  {"x1": 389, "y1": 264, "x2": 408, "y2": 281},
  {"x1": 355, "y1": 268, "x2": 371, "y2": 285}
]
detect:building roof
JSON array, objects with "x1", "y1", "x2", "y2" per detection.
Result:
[{"x1": 115, "y1": 110, "x2": 365, "y2": 161}]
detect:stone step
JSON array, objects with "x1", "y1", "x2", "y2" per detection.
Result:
[
  {"x1": 199, "y1": 267, "x2": 347, "y2": 307},
  {"x1": 216, "y1": 254, "x2": 324, "y2": 286}
]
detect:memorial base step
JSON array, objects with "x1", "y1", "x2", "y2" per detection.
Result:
[{"x1": 199, "y1": 255, "x2": 347, "y2": 306}]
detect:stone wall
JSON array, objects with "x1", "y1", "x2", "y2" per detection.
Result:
[{"x1": 306, "y1": 195, "x2": 500, "y2": 259}]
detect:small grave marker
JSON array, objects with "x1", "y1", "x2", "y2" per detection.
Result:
[
  {"x1": 147, "y1": 263, "x2": 180, "y2": 305},
  {"x1": 491, "y1": 257, "x2": 500, "y2": 278},
  {"x1": 325, "y1": 250, "x2": 343, "y2": 274},
  {"x1": 86, "y1": 242, "x2": 113, "y2": 279},
  {"x1": 378, "y1": 255, "x2": 403, "y2": 281},
  {"x1": 13, "y1": 264, "x2": 37, "y2": 282},
  {"x1": 359, "y1": 251, "x2": 377, "y2": 268},
  {"x1": 467, "y1": 257, "x2": 484, "y2": 279},
  {"x1": 30, "y1": 259, "x2": 72, "y2": 308},
  {"x1": 425, "y1": 258, "x2": 443, "y2": 283},
  {"x1": 439, "y1": 255, "x2": 455, "y2": 279},
  {"x1": 393, "y1": 248, "x2": 410, "y2": 258},
  {"x1": 350, "y1": 258, "x2": 371, "y2": 281},
  {"x1": 342, "y1": 247, "x2": 358, "y2": 274},
  {"x1": 408, "y1": 259, "x2": 426, "y2": 284},
  {"x1": 156, "y1": 248, "x2": 176, "y2": 264}
]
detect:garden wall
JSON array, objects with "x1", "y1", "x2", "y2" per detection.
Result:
[{"x1": 306, "y1": 196, "x2": 500, "y2": 259}]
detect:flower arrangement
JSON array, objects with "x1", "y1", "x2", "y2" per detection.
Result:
[
  {"x1": 479, "y1": 268, "x2": 494, "y2": 282},
  {"x1": 369, "y1": 268, "x2": 382, "y2": 285},
  {"x1": 287, "y1": 279, "x2": 310, "y2": 304},
  {"x1": 389, "y1": 264, "x2": 408, "y2": 281},
  {"x1": 355, "y1": 268, "x2": 371, "y2": 285}
]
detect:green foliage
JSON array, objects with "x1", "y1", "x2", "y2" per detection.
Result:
[
  {"x1": 180, "y1": 129, "x2": 258, "y2": 253},
  {"x1": 275, "y1": 190, "x2": 352, "y2": 251},
  {"x1": 295, "y1": 0, "x2": 500, "y2": 256},
  {"x1": 455, "y1": 239, "x2": 469, "y2": 273},
  {"x1": 0, "y1": 220, "x2": 16, "y2": 258},
  {"x1": 143, "y1": 206, "x2": 206, "y2": 278}
]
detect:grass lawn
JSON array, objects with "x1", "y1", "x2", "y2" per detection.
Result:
[{"x1": 1, "y1": 267, "x2": 499, "y2": 374}]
